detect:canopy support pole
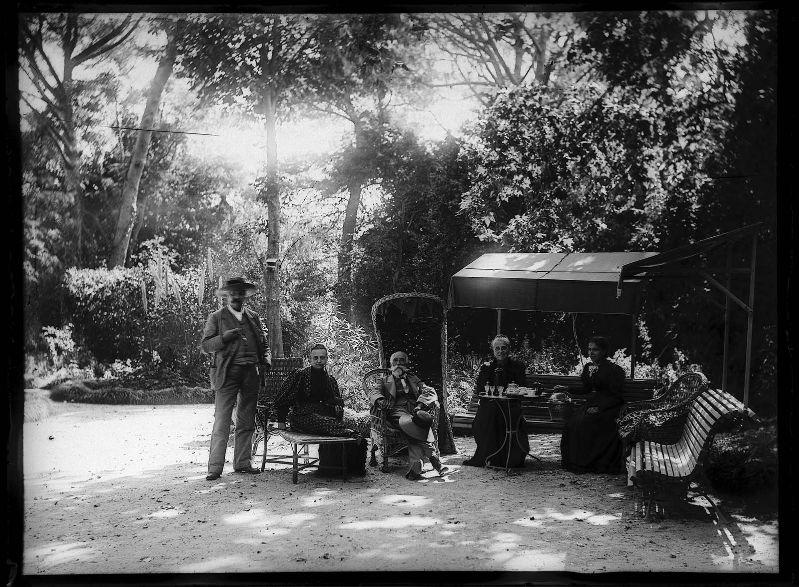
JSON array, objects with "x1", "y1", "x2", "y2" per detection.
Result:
[
  {"x1": 700, "y1": 270, "x2": 752, "y2": 312},
  {"x1": 722, "y1": 244, "x2": 733, "y2": 394},
  {"x1": 496, "y1": 309, "x2": 502, "y2": 335},
  {"x1": 743, "y1": 234, "x2": 757, "y2": 407}
]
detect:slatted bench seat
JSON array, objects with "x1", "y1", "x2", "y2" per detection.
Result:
[
  {"x1": 259, "y1": 428, "x2": 360, "y2": 484},
  {"x1": 627, "y1": 387, "x2": 756, "y2": 520},
  {"x1": 452, "y1": 373, "x2": 657, "y2": 434}
]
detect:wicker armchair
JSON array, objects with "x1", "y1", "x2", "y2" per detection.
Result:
[
  {"x1": 617, "y1": 371, "x2": 709, "y2": 446},
  {"x1": 369, "y1": 292, "x2": 456, "y2": 456},
  {"x1": 252, "y1": 357, "x2": 304, "y2": 458},
  {"x1": 362, "y1": 367, "x2": 441, "y2": 473}
]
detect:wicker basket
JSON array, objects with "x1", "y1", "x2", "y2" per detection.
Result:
[{"x1": 548, "y1": 400, "x2": 572, "y2": 421}]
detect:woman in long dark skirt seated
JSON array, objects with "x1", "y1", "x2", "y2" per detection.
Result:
[
  {"x1": 560, "y1": 335, "x2": 626, "y2": 474},
  {"x1": 273, "y1": 343, "x2": 366, "y2": 475},
  {"x1": 273, "y1": 344, "x2": 356, "y2": 436},
  {"x1": 463, "y1": 335, "x2": 530, "y2": 467}
]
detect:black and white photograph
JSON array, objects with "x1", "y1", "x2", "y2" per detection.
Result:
[{"x1": 10, "y1": 6, "x2": 785, "y2": 582}]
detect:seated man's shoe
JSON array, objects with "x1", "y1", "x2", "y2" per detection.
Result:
[
  {"x1": 234, "y1": 466, "x2": 261, "y2": 474},
  {"x1": 405, "y1": 470, "x2": 424, "y2": 481},
  {"x1": 205, "y1": 472, "x2": 221, "y2": 481},
  {"x1": 430, "y1": 456, "x2": 447, "y2": 475},
  {"x1": 436, "y1": 466, "x2": 450, "y2": 476}
]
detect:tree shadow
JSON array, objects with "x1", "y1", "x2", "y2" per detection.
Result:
[{"x1": 23, "y1": 413, "x2": 778, "y2": 575}]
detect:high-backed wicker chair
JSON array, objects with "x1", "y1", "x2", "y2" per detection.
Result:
[
  {"x1": 617, "y1": 371, "x2": 709, "y2": 446},
  {"x1": 366, "y1": 293, "x2": 457, "y2": 471},
  {"x1": 252, "y1": 356, "x2": 304, "y2": 458}
]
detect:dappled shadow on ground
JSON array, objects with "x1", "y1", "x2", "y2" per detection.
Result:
[{"x1": 23, "y1": 407, "x2": 778, "y2": 575}]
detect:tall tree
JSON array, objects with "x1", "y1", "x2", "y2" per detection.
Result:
[
  {"x1": 178, "y1": 14, "x2": 317, "y2": 357},
  {"x1": 352, "y1": 131, "x2": 481, "y2": 319},
  {"x1": 19, "y1": 13, "x2": 140, "y2": 267},
  {"x1": 426, "y1": 12, "x2": 578, "y2": 104},
  {"x1": 307, "y1": 14, "x2": 425, "y2": 320},
  {"x1": 109, "y1": 17, "x2": 181, "y2": 267}
]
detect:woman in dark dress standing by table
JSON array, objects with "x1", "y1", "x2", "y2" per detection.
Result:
[
  {"x1": 463, "y1": 335, "x2": 530, "y2": 467},
  {"x1": 560, "y1": 336, "x2": 626, "y2": 474}
]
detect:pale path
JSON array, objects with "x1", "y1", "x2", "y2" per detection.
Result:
[{"x1": 23, "y1": 404, "x2": 778, "y2": 575}]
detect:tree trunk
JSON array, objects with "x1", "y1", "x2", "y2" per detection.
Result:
[
  {"x1": 534, "y1": 31, "x2": 551, "y2": 86},
  {"x1": 109, "y1": 26, "x2": 177, "y2": 267},
  {"x1": 337, "y1": 121, "x2": 366, "y2": 322},
  {"x1": 260, "y1": 87, "x2": 283, "y2": 358},
  {"x1": 61, "y1": 46, "x2": 83, "y2": 268},
  {"x1": 128, "y1": 190, "x2": 150, "y2": 254}
]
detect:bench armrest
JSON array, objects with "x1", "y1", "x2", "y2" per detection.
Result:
[
  {"x1": 621, "y1": 405, "x2": 690, "y2": 444},
  {"x1": 618, "y1": 398, "x2": 662, "y2": 420}
]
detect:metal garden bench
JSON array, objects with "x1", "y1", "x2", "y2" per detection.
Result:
[{"x1": 627, "y1": 386, "x2": 756, "y2": 520}]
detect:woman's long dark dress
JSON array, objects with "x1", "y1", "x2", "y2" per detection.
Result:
[
  {"x1": 560, "y1": 360, "x2": 626, "y2": 474},
  {"x1": 274, "y1": 366, "x2": 366, "y2": 475},
  {"x1": 463, "y1": 357, "x2": 530, "y2": 467}
]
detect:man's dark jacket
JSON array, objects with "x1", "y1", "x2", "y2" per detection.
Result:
[{"x1": 200, "y1": 306, "x2": 270, "y2": 391}]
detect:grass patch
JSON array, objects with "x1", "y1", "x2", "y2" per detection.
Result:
[
  {"x1": 24, "y1": 389, "x2": 73, "y2": 422},
  {"x1": 49, "y1": 379, "x2": 213, "y2": 404}
]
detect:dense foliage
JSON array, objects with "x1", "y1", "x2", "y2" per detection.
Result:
[
  {"x1": 20, "y1": 10, "x2": 779, "y2": 421},
  {"x1": 351, "y1": 132, "x2": 482, "y2": 323},
  {"x1": 62, "y1": 252, "x2": 216, "y2": 384},
  {"x1": 706, "y1": 421, "x2": 777, "y2": 493}
]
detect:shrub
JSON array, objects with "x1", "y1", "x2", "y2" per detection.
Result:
[
  {"x1": 63, "y1": 251, "x2": 220, "y2": 385},
  {"x1": 49, "y1": 380, "x2": 213, "y2": 404},
  {"x1": 41, "y1": 323, "x2": 78, "y2": 368},
  {"x1": 705, "y1": 420, "x2": 777, "y2": 493},
  {"x1": 301, "y1": 304, "x2": 379, "y2": 413},
  {"x1": 24, "y1": 390, "x2": 56, "y2": 422},
  {"x1": 446, "y1": 351, "x2": 482, "y2": 415},
  {"x1": 64, "y1": 267, "x2": 145, "y2": 362}
]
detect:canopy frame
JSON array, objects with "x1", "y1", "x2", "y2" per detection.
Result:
[
  {"x1": 448, "y1": 224, "x2": 760, "y2": 405},
  {"x1": 618, "y1": 224, "x2": 761, "y2": 406}
]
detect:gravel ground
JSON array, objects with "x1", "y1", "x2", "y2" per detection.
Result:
[{"x1": 22, "y1": 402, "x2": 779, "y2": 576}]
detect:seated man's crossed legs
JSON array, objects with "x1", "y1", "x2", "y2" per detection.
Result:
[{"x1": 387, "y1": 404, "x2": 448, "y2": 481}]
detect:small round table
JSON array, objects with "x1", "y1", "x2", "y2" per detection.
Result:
[{"x1": 478, "y1": 394, "x2": 540, "y2": 473}]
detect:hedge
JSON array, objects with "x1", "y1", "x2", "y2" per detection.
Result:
[{"x1": 49, "y1": 380, "x2": 214, "y2": 404}]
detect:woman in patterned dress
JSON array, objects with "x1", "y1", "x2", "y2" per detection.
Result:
[{"x1": 273, "y1": 344, "x2": 357, "y2": 437}]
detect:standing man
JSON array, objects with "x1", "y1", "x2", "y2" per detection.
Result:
[
  {"x1": 201, "y1": 276, "x2": 271, "y2": 481},
  {"x1": 368, "y1": 351, "x2": 449, "y2": 480}
]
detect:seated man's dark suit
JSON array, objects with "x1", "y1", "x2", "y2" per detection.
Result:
[{"x1": 368, "y1": 371, "x2": 440, "y2": 476}]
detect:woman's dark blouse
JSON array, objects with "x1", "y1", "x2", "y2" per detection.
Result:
[
  {"x1": 574, "y1": 359, "x2": 626, "y2": 411},
  {"x1": 475, "y1": 357, "x2": 527, "y2": 392}
]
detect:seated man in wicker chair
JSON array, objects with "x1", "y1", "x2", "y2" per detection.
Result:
[{"x1": 368, "y1": 351, "x2": 449, "y2": 480}]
